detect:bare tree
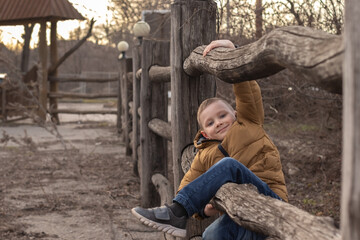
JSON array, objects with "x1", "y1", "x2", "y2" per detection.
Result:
[
  {"x1": 265, "y1": 0, "x2": 344, "y2": 35},
  {"x1": 105, "y1": 0, "x2": 171, "y2": 45}
]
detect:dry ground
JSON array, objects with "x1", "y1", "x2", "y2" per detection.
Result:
[{"x1": 0, "y1": 102, "x2": 342, "y2": 239}]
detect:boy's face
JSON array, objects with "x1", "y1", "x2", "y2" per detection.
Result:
[{"x1": 199, "y1": 100, "x2": 236, "y2": 141}]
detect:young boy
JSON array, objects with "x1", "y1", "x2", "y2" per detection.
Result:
[{"x1": 131, "y1": 40, "x2": 288, "y2": 239}]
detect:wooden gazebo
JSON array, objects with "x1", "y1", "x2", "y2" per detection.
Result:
[{"x1": 0, "y1": 0, "x2": 84, "y2": 121}]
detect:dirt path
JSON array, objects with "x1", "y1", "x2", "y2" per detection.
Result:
[
  {"x1": 0, "y1": 106, "x2": 166, "y2": 240},
  {"x1": 0, "y1": 103, "x2": 342, "y2": 239}
]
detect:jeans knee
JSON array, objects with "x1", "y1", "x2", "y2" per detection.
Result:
[
  {"x1": 202, "y1": 224, "x2": 220, "y2": 240},
  {"x1": 217, "y1": 157, "x2": 239, "y2": 168}
]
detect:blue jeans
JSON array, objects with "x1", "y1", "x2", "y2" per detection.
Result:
[{"x1": 173, "y1": 157, "x2": 281, "y2": 240}]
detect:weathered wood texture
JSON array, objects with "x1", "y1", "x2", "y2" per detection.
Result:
[
  {"x1": 140, "y1": 39, "x2": 170, "y2": 207},
  {"x1": 38, "y1": 21, "x2": 48, "y2": 121},
  {"x1": 143, "y1": 10, "x2": 171, "y2": 41},
  {"x1": 48, "y1": 92, "x2": 117, "y2": 99},
  {"x1": 48, "y1": 76, "x2": 118, "y2": 83},
  {"x1": 171, "y1": 1, "x2": 217, "y2": 238},
  {"x1": 136, "y1": 66, "x2": 171, "y2": 83},
  {"x1": 214, "y1": 183, "x2": 340, "y2": 240},
  {"x1": 171, "y1": 0, "x2": 217, "y2": 194},
  {"x1": 49, "y1": 20, "x2": 59, "y2": 123},
  {"x1": 184, "y1": 26, "x2": 343, "y2": 94},
  {"x1": 180, "y1": 148, "x2": 340, "y2": 240},
  {"x1": 148, "y1": 118, "x2": 172, "y2": 141},
  {"x1": 341, "y1": 0, "x2": 360, "y2": 239},
  {"x1": 50, "y1": 109, "x2": 117, "y2": 114},
  {"x1": 119, "y1": 58, "x2": 133, "y2": 155},
  {"x1": 132, "y1": 44, "x2": 141, "y2": 177},
  {"x1": 151, "y1": 173, "x2": 173, "y2": 205}
]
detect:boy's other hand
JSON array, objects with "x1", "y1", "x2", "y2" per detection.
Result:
[
  {"x1": 204, "y1": 203, "x2": 220, "y2": 217},
  {"x1": 203, "y1": 39, "x2": 235, "y2": 57}
]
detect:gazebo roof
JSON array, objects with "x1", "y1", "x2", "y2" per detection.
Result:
[{"x1": 0, "y1": 0, "x2": 84, "y2": 26}]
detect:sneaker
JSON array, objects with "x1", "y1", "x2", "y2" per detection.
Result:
[{"x1": 131, "y1": 205, "x2": 187, "y2": 238}]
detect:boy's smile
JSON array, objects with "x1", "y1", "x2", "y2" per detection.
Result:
[{"x1": 200, "y1": 100, "x2": 236, "y2": 141}]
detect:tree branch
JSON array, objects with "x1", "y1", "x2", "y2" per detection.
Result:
[{"x1": 48, "y1": 18, "x2": 95, "y2": 75}]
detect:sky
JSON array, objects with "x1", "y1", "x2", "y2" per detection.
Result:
[{"x1": 0, "y1": 0, "x2": 110, "y2": 48}]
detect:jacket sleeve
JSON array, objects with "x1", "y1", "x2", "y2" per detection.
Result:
[
  {"x1": 177, "y1": 151, "x2": 206, "y2": 193},
  {"x1": 233, "y1": 80, "x2": 264, "y2": 125}
]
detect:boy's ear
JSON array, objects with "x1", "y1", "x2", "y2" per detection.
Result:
[{"x1": 201, "y1": 130, "x2": 209, "y2": 139}]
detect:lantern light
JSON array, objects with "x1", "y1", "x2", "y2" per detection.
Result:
[
  {"x1": 133, "y1": 21, "x2": 150, "y2": 44},
  {"x1": 117, "y1": 41, "x2": 129, "y2": 52},
  {"x1": 117, "y1": 41, "x2": 129, "y2": 60}
]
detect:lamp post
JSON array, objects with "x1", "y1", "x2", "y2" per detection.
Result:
[
  {"x1": 117, "y1": 40, "x2": 129, "y2": 60},
  {"x1": 133, "y1": 20, "x2": 151, "y2": 44}
]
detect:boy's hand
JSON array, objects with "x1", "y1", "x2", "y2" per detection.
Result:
[
  {"x1": 203, "y1": 39, "x2": 235, "y2": 57},
  {"x1": 204, "y1": 203, "x2": 220, "y2": 217}
]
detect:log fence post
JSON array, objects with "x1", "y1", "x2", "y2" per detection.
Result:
[
  {"x1": 171, "y1": 0, "x2": 217, "y2": 237},
  {"x1": 38, "y1": 20, "x2": 48, "y2": 121},
  {"x1": 119, "y1": 57, "x2": 133, "y2": 155},
  {"x1": 140, "y1": 39, "x2": 170, "y2": 207},
  {"x1": 132, "y1": 43, "x2": 141, "y2": 176},
  {"x1": 49, "y1": 20, "x2": 59, "y2": 123},
  {"x1": 341, "y1": 0, "x2": 360, "y2": 238}
]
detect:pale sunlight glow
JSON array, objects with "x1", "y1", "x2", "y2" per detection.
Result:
[{"x1": 0, "y1": 0, "x2": 110, "y2": 48}]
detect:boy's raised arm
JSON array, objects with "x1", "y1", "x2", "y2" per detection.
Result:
[{"x1": 203, "y1": 39, "x2": 236, "y2": 56}]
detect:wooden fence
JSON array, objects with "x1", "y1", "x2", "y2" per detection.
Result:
[
  {"x1": 0, "y1": 71, "x2": 121, "y2": 124},
  {"x1": 118, "y1": 0, "x2": 360, "y2": 239}
]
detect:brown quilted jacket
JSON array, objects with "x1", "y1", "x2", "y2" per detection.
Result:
[{"x1": 178, "y1": 80, "x2": 288, "y2": 202}]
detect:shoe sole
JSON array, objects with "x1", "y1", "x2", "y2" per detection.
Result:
[{"x1": 131, "y1": 208, "x2": 186, "y2": 238}]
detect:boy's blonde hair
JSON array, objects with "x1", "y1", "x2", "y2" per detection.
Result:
[{"x1": 197, "y1": 97, "x2": 234, "y2": 129}]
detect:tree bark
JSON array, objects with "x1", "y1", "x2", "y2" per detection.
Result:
[
  {"x1": 214, "y1": 183, "x2": 341, "y2": 240},
  {"x1": 151, "y1": 173, "x2": 173, "y2": 205},
  {"x1": 132, "y1": 43, "x2": 141, "y2": 177},
  {"x1": 140, "y1": 40, "x2": 170, "y2": 207},
  {"x1": 148, "y1": 118, "x2": 172, "y2": 141},
  {"x1": 184, "y1": 26, "x2": 343, "y2": 94},
  {"x1": 119, "y1": 57, "x2": 132, "y2": 155}
]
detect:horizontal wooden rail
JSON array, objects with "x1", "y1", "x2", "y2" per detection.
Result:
[
  {"x1": 126, "y1": 72, "x2": 133, "y2": 81},
  {"x1": 214, "y1": 183, "x2": 340, "y2": 240},
  {"x1": 48, "y1": 76, "x2": 118, "y2": 83},
  {"x1": 135, "y1": 65, "x2": 171, "y2": 83},
  {"x1": 50, "y1": 109, "x2": 117, "y2": 114},
  {"x1": 180, "y1": 145, "x2": 340, "y2": 240},
  {"x1": 148, "y1": 118, "x2": 172, "y2": 141},
  {"x1": 48, "y1": 92, "x2": 117, "y2": 99},
  {"x1": 183, "y1": 26, "x2": 343, "y2": 94}
]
